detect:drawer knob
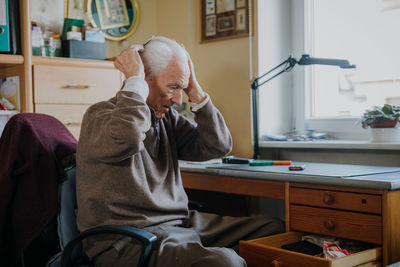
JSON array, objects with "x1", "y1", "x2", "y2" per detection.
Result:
[
  {"x1": 323, "y1": 193, "x2": 334, "y2": 205},
  {"x1": 323, "y1": 220, "x2": 335, "y2": 230},
  {"x1": 271, "y1": 259, "x2": 282, "y2": 267}
]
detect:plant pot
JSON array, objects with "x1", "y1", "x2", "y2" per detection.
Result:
[
  {"x1": 370, "y1": 120, "x2": 398, "y2": 128},
  {"x1": 369, "y1": 127, "x2": 400, "y2": 143}
]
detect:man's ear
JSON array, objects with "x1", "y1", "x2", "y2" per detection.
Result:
[
  {"x1": 145, "y1": 72, "x2": 153, "y2": 83},
  {"x1": 145, "y1": 72, "x2": 153, "y2": 88},
  {"x1": 144, "y1": 64, "x2": 152, "y2": 80}
]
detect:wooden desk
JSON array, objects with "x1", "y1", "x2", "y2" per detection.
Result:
[{"x1": 180, "y1": 162, "x2": 400, "y2": 266}]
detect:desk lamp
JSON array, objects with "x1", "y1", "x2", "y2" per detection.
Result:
[{"x1": 251, "y1": 54, "x2": 356, "y2": 159}]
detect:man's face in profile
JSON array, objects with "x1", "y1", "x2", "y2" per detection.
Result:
[{"x1": 146, "y1": 59, "x2": 189, "y2": 119}]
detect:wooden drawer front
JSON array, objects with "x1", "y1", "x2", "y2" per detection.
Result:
[
  {"x1": 35, "y1": 103, "x2": 90, "y2": 139},
  {"x1": 290, "y1": 187, "x2": 382, "y2": 214},
  {"x1": 182, "y1": 172, "x2": 285, "y2": 199},
  {"x1": 34, "y1": 65, "x2": 120, "y2": 104},
  {"x1": 290, "y1": 205, "x2": 382, "y2": 244},
  {"x1": 239, "y1": 232, "x2": 381, "y2": 267}
]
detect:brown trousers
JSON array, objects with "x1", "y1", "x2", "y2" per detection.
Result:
[{"x1": 93, "y1": 211, "x2": 284, "y2": 267}]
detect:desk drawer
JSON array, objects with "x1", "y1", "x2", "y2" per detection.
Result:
[
  {"x1": 35, "y1": 103, "x2": 90, "y2": 139},
  {"x1": 290, "y1": 205, "x2": 382, "y2": 244},
  {"x1": 290, "y1": 187, "x2": 381, "y2": 214},
  {"x1": 33, "y1": 65, "x2": 120, "y2": 104},
  {"x1": 239, "y1": 232, "x2": 381, "y2": 267}
]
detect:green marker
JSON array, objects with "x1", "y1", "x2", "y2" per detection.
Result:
[{"x1": 249, "y1": 160, "x2": 292, "y2": 166}]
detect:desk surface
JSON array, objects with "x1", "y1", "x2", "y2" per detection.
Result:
[{"x1": 180, "y1": 161, "x2": 400, "y2": 190}]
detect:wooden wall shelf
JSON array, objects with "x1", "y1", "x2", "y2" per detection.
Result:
[
  {"x1": 0, "y1": 54, "x2": 24, "y2": 65},
  {"x1": 32, "y1": 56, "x2": 115, "y2": 69}
]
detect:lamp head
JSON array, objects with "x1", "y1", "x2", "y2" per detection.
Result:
[{"x1": 298, "y1": 54, "x2": 356, "y2": 69}]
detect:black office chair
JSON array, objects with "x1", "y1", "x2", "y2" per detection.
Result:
[{"x1": 46, "y1": 155, "x2": 157, "y2": 267}]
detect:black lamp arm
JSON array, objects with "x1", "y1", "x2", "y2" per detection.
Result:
[{"x1": 251, "y1": 55, "x2": 298, "y2": 90}]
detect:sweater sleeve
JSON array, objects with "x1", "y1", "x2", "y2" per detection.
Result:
[
  {"x1": 79, "y1": 90, "x2": 151, "y2": 163},
  {"x1": 172, "y1": 99, "x2": 232, "y2": 161}
]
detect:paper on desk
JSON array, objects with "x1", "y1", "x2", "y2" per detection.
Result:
[
  {"x1": 208, "y1": 162, "x2": 400, "y2": 178},
  {"x1": 180, "y1": 158, "x2": 223, "y2": 165}
]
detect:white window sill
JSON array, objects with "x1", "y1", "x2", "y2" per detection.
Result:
[{"x1": 260, "y1": 140, "x2": 400, "y2": 150}]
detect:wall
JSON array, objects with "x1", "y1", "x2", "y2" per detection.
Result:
[
  {"x1": 257, "y1": 0, "x2": 293, "y2": 137},
  {"x1": 106, "y1": 0, "x2": 158, "y2": 55},
  {"x1": 106, "y1": 0, "x2": 254, "y2": 158}
]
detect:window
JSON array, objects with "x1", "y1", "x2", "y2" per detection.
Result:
[
  {"x1": 307, "y1": 0, "x2": 400, "y2": 139},
  {"x1": 258, "y1": 0, "x2": 400, "y2": 141},
  {"x1": 309, "y1": 0, "x2": 400, "y2": 115}
]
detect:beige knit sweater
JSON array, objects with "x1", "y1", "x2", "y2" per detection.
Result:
[{"x1": 76, "y1": 90, "x2": 232, "y2": 257}]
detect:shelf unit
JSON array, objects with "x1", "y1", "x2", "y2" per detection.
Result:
[
  {"x1": 0, "y1": 54, "x2": 24, "y2": 65},
  {"x1": 0, "y1": 0, "x2": 121, "y2": 140},
  {"x1": 0, "y1": 0, "x2": 117, "y2": 114},
  {"x1": 0, "y1": 0, "x2": 32, "y2": 112}
]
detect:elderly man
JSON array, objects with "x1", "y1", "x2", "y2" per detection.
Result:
[{"x1": 76, "y1": 36, "x2": 283, "y2": 267}]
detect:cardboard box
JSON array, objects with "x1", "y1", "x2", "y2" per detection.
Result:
[{"x1": 62, "y1": 40, "x2": 106, "y2": 60}]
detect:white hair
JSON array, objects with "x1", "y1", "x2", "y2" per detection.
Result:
[{"x1": 141, "y1": 36, "x2": 188, "y2": 77}]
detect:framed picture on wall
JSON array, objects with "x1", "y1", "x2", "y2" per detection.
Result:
[{"x1": 201, "y1": 0, "x2": 251, "y2": 42}]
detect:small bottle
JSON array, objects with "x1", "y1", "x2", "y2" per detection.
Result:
[
  {"x1": 49, "y1": 34, "x2": 61, "y2": 57},
  {"x1": 41, "y1": 36, "x2": 50, "y2": 57}
]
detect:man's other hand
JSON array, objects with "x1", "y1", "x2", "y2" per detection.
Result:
[
  {"x1": 114, "y1": 45, "x2": 145, "y2": 80},
  {"x1": 182, "y1": 47, "x2": 206, "y2": 104}
]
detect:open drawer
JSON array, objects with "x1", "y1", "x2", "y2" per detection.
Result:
[{"x1": 239, "y1": 232, "x2": 381, "y2": 267}]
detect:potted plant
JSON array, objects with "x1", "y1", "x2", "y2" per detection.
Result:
[
  {"x1": 360, "y1": 104, "x2": 400, "y2": 128},
  {"x1": 360, "y1": 104, "x2": 400, "y2": 142}
]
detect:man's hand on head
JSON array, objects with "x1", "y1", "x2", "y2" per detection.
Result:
[
  {"x1": 182, "y1": 47, "x2": 206, "y2": 104},
  {"x1": 114, "y1": 44, "x2": 145, "y2": 80}
]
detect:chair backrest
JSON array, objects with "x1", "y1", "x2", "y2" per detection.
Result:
[
  {"x1": 58, "y1": 164, "x2": 80, "y2": 248},
  {"x1": 46, "y1": 160, "x2": 91, "y2": 267}
]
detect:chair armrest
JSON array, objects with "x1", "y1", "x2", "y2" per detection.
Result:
[
  {"x1": 61, "y1": 225, "x2": 157, "y2": 267},
  {"x1": 188, "y1": 201, "x2": 203, "y2": 211}
]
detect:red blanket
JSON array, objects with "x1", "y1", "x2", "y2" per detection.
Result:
[{"x1": 0, "y1": 113, "x2": 77, "y2": 266}]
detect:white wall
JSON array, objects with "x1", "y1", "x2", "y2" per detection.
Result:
[{"x1": 257, "y1": 0, "x2": 294, "y2": 137}]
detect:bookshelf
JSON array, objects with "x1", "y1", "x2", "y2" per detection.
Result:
[
  {"x1": 0, "y1": 0, "x2": 32, "y2": 113},
  {"x1": 0, "y1": 0, "x2": 122, "y2": 138},
  {"x1": 0, "y1": 54, "x2": 24, "y2": 65}
]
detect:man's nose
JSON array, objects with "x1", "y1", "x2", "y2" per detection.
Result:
[{"x1": 171, "y1": 90, "x2": 182, "y2": 106}]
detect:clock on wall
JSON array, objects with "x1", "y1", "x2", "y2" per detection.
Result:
[{"x1": 86, "y1": 0, "x2": 140, "y2": 41}]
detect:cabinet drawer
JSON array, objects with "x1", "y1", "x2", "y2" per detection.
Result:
[
  {"x1": 35, "y1": 103, "x2": 90, "y2": 139},
  {"x1": 290, "y1": 187, "x2": 381, "y2": 214},
  {"x1": 239, "y1": 232, "x2": 381, "y2": 267},
  {"x1": 290, "y1": 205, "x2": 382, "y2": 244},
  {"x1": 33, "y1": 65, "x2": 120, "y2": 104}
]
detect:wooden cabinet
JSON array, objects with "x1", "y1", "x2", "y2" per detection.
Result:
[
  {"x1": 32, "y1": 59, "x2": 122, "y2": 138},
  {"x1": 0, "y1": 1, "x2": 123, "y2": 138},
  {"x1": 182, "y1": 170, "x2": 400, "y2": 266},
  {"x1": 239, "y1": 183, "x2": 387, "y2": 266},
  {"x1": 289, "y1": 185, "x2": 383, "y2": 245}
]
